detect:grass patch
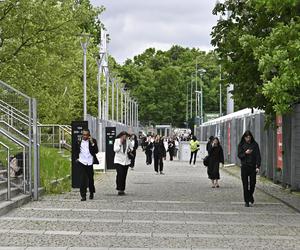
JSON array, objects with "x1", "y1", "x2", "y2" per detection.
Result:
[{"x1": 40, "y1": 147, "x2": 71, "y2": 194}]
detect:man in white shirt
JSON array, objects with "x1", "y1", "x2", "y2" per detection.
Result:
[{"x1": 75, "y1": 129, "x2": 99, "y2": 201}]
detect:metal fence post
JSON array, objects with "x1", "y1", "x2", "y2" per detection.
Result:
[{"x1": 32, "y1": 99, "x2": 39, "y2": 201}]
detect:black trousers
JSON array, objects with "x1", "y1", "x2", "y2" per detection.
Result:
[
  {"x1": 154, "y1": 155, "x2": 163, "y2": 172},
  {"x1": 190, "y1": 151, "x2": 197, "y2": 165},
  {"x1": 79, "y1": 162, "x2": 95, "y2": 198},
  {"x1": 145, "y1": 151, "x2": 152, "y2": 164},
  {"x1": 169, "y1": 150, "x2": 174, "y2": 161},
  {"x1": 130, "y1": 150, "x2": 137, "y2": 168},
  {"x1": 116, "y1": 164, "x2": 129, "y2": 191},
  {"x1": 241, "y1": 166, "x2": 257, "y2": 203}
]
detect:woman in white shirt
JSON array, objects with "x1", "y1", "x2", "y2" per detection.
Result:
[{"x1": 114, "y1": 131, "x2": 133, "y2": 195}]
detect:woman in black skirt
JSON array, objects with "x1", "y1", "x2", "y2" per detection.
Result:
[{"x1": 207, "y1": 137, "x2": 224, "y2": 188}]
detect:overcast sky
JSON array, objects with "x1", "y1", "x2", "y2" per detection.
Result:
[{"x1": 91, "y1": 0, "x2": 219, "y2": 64}]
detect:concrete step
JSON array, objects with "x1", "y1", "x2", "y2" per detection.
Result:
[
  {"x1": 0, "y1": 180, "x2": 7, "y2": 189},
  {"x1": 0, "y1": 187, "x2": 21, "y2": 201},
  {"x1": 0, "y1": 193, "x2": 31, "y2": 216}
]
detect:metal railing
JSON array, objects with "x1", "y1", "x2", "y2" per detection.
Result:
[
  {"x1": 38, "y1": 124, "x2": 71, "y2": 151},
  {"x1": 0, "y1": 128, "x2": 27, "y2": 195},
  {"x1": 0, "y1": 141, "x2": 10, "y2": 200},
  {"x1": 0, "y1": 80, "x2": 39, "y2": 200}
]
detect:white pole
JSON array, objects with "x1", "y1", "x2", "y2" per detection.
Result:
[
  {"x1": 116, "y1": 83, "x2": 119, "y2": 122},
  {"x1": 195, "y1": 59, "x2": 198, "y2": 117},
  {"x1": 80, "y1": 36, "x2": 89, "y2": 120},
  {"x1": 137, "y1": 103, "x2": 139, "y2": 128},
  {"x1": 190, "y1": 73, "x2": 193, "y2": 119},
  {"x1": 105, "y1": 69, "x2": 109, "y2": 120},
  {"x1": 219, "y1": 64, "x2": 222, "y2": 117},
  {"x1": 121, "y1": 90, "x2": 124, "y2": 123},
  {"x1": 111, "y1": 78, "x2": 114, "y2": 121}
]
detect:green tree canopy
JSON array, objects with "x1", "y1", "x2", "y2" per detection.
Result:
[
  {"x1": 0, "y1": 0, "x2": 104, "y2": 123},
  {"x1": 113, "y1": 46, "x2": 223, "y2": 127},
  {"x1": 211, "y1": 0, "x2": 300, "y2": 118}
]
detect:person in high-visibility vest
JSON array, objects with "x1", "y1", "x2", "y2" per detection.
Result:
[{"x1": 189, "y1": 136, "x2": 200, "y2": 166}]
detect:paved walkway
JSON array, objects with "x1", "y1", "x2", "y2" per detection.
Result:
[{"x1": 0, "y1": 149, "x2": 300, "y2": 250}]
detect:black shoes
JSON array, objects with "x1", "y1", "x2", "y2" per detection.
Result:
[
  {"x1": 81, "y1": 197, "x2": 86, "y2": 201},
  {"x1": 245, "y1": 202, "x2": 250, "y2": 207},
  {"x1": 89, "y1": 193, "x2": 94, "y2": 200},
  {"x1": 118, "y1": 191, "x2": 125, "y2": 196}
]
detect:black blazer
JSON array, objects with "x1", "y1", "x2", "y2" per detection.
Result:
[{"x1": 74, "y1": 138, "x2": 99, "y2": 165}]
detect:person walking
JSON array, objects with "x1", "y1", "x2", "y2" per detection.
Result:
[
  {"x1": 74, "y1": 129, "x2": 99, "y2": 201},
  {"x1": 130, "y1": 134, "x2": 139, "y2": 170},
  {"x1": 114, "y1": 131, "x2": 133, "y2": 195},
  {"x1": 189, "y1": 136, "x2": 199, "y2": 166},
  {"x1": 174, "y1": 138, "x2": 179, "y2": 158},
  {"x1": 153, "y1": 135, "x2": 166, "y2": 174},
  {"x1": 206, "y1": 136, "x2": 214, "y2": 152},
  {"x1": 238, "y1": 130, "x2": 261, "y2": 207},
  {"x1": 207, "y1": 137, "x2": 224, "y2": 188},
  {"x1": 145, "y1": 136, "x2": 153, "y2": 165},
  {"x1": 167, "y1": 138, "x2": 175, "y2": 161}
]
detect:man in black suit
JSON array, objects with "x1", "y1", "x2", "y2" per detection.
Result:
[{"x1": 74, "y1": 129, "x2": 99, "y2": 201}]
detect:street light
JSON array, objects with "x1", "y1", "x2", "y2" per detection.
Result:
[
  {"x1": 79, "y1": 34, "x2": 91, "y2": 120},
  {"x1": 198, "y1": 68, "x2": 206, "y2": 124}
]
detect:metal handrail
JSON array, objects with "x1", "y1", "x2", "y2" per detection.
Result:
[
  {"x1": 0, "y1": 141, "x2": 10, "y2": 200},
  {"x1": 0, "y1": 120, "x2": 29, "y2": 140},
  {"x1": 0, "y1": 103, "x2": 29, "y2": 126},
  {"x1": 0, "y1": 80, "x2": 31, "y2": 100},
  {"x1": 0, "y1": 99, "x2": 30, "y2": 120},
  {"x1": 0, "y1": 129, "x2": 27, "y2": 194},
  {"x1": 0, "y1": 128, "x2": 29, "y2": 147}
]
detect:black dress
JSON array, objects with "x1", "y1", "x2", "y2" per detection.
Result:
[{"x1": 207, "y1": 145, "x2": 224, "y2": 180}]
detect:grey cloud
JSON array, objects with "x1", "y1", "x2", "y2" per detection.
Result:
[{"x1": 91, "y1": 0, "x2": 218, "y2": 63}]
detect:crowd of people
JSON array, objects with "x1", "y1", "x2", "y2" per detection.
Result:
[{"x1": 75, "y1": 129, "x2": 261, "y2": 207}]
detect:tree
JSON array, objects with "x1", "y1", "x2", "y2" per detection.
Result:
[
  {"x1": 211, "y1": 0, "x2": 300, "y2": 118},
  {"x1": 0, "y1": 0, "x2": 104, "y2": 123},
  {"x1": 112, "y1": 46, "x2": 222, "y2": 126}
]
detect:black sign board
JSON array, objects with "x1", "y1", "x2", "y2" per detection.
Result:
[
  {"x1": 71, "y1": 121, "x2": 88, "y2": 188},
  {"x1": 106, "y1": 127, "x2": 116, "y2": 170}
]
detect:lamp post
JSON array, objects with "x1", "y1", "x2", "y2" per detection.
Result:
[
  {"x1": 198, "y1": 68, "x2": 206, "y2": 124},
  {"x1": 190, "y1": 73, "x2": 193, "y2": 119},
  {"x1": 219, "y1": 65, "x2": 222, "y2": 117},
  {"x1": 80, "y1": 34, "x2": 90, "y2": 120},
  {"x1": 116, "y1": 82, "x2": 119, "y2": 123}
]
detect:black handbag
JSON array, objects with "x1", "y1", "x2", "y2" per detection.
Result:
[
  {"x1": 127, "y1": 150, "x2": 134, "y2": 160},
  {"x1": 203, "y1": 155, "x2": 209, "y2": 166}
]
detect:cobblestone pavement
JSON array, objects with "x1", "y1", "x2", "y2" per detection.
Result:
[{"x1": 0, "y1": 149, "x2": 300, "y2": 250}]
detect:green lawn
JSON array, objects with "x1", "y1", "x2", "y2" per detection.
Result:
[
  {"x1": 0, "y1": 134, "x2": 71, "y2": 194},
  {"x1": 40, "y1": 147, "x2": 71, "y2": 194}
]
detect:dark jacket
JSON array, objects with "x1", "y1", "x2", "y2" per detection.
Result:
[
  {"x1": 74, "y1": 138, "x2": 99, "y2": 165},
  {"x1": 145, "y1": 141, "x2": 153, "y2": 152},
  {"x1": 206, "y1": 141, "x2": 212, "y2": 152},
  {"x1": 238, "y1": 141, "x2": 261, "y2": 168},
  {"x1": 208, "y1": 145, "x2": 224, "y2": 165},
  {"x1": 153, "y1": 140, "x2": 166, "y2": 158}
]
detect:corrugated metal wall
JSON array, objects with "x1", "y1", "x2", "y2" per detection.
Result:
[{"x1": 196, "y1": 105, "x2": 300, "y2": 190}]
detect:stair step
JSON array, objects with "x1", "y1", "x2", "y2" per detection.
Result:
[
  {"x1": 0, "y1": 169, "x2": 7, "y2": 175},
  {"x1": 0, "y1": 193, "x2": 31, "y2": 216},
  {"x1": 0, "y1": 187, "x2": 21, "y2": 201},
  {"x1": 0, "y1": 180, "x2": 7, "y2": 189}
]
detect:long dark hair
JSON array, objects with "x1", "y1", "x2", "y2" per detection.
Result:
[
  {"x1": 240, "y1": 130, "x2": 255, "y2": 144},
  {"x1": 116, "y1": 131, "x2": 130, "y2": 138},
  {"x1": 213, "y1": 137, "x2": 220, "y2": 146}
]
